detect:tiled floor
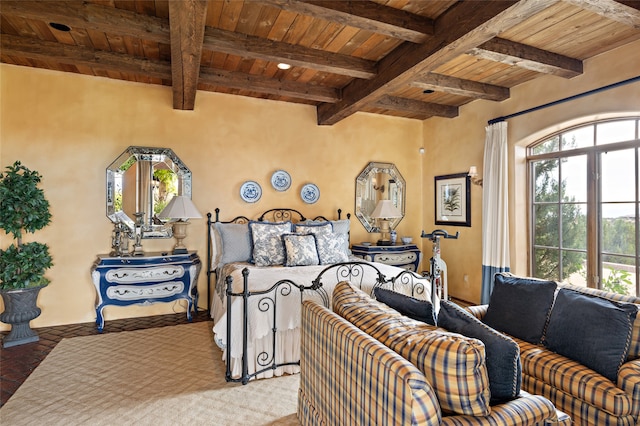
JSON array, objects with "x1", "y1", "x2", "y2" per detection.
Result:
[{"x1": 0, "y1": 310, "x2": 212, "y2": 407}]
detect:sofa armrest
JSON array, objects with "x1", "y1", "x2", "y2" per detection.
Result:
[
  {"x1": 466, "y1": 304, "x2": 488, "y2": 320},
  {"x1": 441, "y1": 390, "x2": 565, "y2": 426},
  {"x1": 618, "y1": 358, "x2": 640, "y2": 417}
]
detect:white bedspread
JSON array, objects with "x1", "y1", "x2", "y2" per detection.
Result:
[{"x1": 211, "y1": 259, "x2": 433, "y2": 380}]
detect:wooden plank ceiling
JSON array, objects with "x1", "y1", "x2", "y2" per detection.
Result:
[{"x1": 2, "y1": 0, "x2": 640, "y2": 125}]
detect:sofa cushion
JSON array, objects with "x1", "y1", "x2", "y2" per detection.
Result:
[
  {"x1": 373, "y1": 287, "x2": 436, "y2": 325},
  {"x1": 561, "y1": 283, "x2": 640, "y2": 361},
  {"x1": 543, "y1": 288, "x2": 638, "y2": 382},
  {"x1": 519, "y1": 338, "x2": 634, "y2": 416},
  {"x1": 483, "y1": 273, "x2": 557, "y2": 344},
  {"x1": 333, "y1": 281, "x2": 491, "y2": 417},
  {"x1": 438, "y1": 300, "x2": 522, "y2": 404}
]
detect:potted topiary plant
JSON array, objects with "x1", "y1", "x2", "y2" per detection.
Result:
[{"x1": 0, "y1": 161, "x2": 53, "y2": 347}]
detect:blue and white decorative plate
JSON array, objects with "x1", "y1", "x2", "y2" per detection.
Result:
[
  {"x1": 271, "y1": 170, "x2": 291, "y2": 191},
  {"x1": 240, "y1": 181, "x2": 262, "y2": 203},
  {"x1": 300, "y1": 183, "x2": 320, "y2": 204}
]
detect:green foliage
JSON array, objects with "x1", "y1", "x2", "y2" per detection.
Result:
[
  {"x1": 443, "y1": 187, "x2": 460, "y2": 213},
  {"x1": 602, "y1": 268, "x2": 632, "y2": 295},
  {"x1": 0, "y1": 161, "x2": 53, "y2": 289},
  {"x1": 153, "y1": 169, "x2": 178, "y2": 215}
]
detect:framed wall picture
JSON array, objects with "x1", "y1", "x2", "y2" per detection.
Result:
[{"x1": 434, "y1": 173, "x2": 471, "y2": 227}]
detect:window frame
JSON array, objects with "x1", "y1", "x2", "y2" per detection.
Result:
[{"x1": 527, "y1": 117, "x2": 640, "y2": 294}]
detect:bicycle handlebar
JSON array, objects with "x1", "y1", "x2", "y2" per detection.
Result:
[{"x1": 421, "y1": 229, "x2": 459, "y2": 240}]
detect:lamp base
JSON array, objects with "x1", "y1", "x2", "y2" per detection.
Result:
[
  {"x1": 377, "y1": 240, "x2": 393, "y2": 246},
  {"x1": 172, "y1": 247, "x2": 188, "y2": 255}
]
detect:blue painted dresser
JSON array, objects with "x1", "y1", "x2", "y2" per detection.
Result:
[{"x1": 90, "y1": 251, "x2": 201, "y2": 331}]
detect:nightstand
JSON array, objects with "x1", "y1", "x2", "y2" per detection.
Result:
[
  {"x1": 90, "y1": 251, "x2": 201, "y2": 331},
  {"x1": 351, "y1": 243, "x2": 421, "y2": 272}
]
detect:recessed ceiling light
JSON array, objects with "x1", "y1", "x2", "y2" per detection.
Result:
[
  {"x1": 423, "y1": 89, "x2": 435, "y2": 94},
  {"x1": 49, "y1": 22, "x2": 71, "y2": 32},
  {"x1": 277, "y1": 63, "x2": 292, "y2": 70}
]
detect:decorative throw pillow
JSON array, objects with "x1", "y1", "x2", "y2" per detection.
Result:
[
  {"x1": 439, "y1": 300, "x2": 521, "y2": 404},
  {"x1": 333, "y1": 281, "x2": 491, "y2": 417},
  {"x1": 315, "y1": 232, "x2": 350, "y2": 264},
  {"x1": 330, "y1": 219, "x2": 351, "y2": 254},
  {"x1": 294, "y1": 222, "x2": 333, "y2": 235},
  {"x1": 214, "y1": 222, "x2": 252, "y2": 267},
  {"x1": 373, "y1": 287, "x2": 436, "y2": 325},
  {"x1": 248, "y1": 221, "x2": 292, "y2": 266},
  {"x1": 282, "y1": 233, "x2": 320, "y2": 267},
  {"x1": 544, "y1": 288, "x2": 638, "y2": 381},
  {"x1": 483, "y1": 273, "x2": 557, "y2": 344}
]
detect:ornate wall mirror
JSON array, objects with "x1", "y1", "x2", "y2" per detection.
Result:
[
  {"x1": 355, "y1": 162, "x2": 405, "y2": 232},
  {"x1": 106, "y1": 146, "x2": 192, "y2": 238}
]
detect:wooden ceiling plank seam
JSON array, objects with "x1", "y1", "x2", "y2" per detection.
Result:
[
  {"x1": 256, "y1": 0, "x2": 433, "y2": 43},
  {"x1": 317, "y1": 0, "x2": 561, "y2": 125},
  {"x1": 266, "y1": 8, "x2": 298, "y2": 41},
  {"x1": 235, "y1": 2, "x2": 265, "y2": 36},
  {"x1": 168, "y1": 0, "x2": 208, "y2": 110},
  {"x1": 564, "y1": 0, "x2": 640, "y2": 29},
  {"x1": 471, "y1": 37, "x2": 583, "y2": 78}
]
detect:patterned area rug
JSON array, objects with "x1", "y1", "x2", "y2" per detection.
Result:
[{"x1": 0, "y1": 322, "x2": 300, "y2": 425}]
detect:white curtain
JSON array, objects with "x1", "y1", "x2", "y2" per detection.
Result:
[{"x1": 481, "y1": 121, "x2": 510, "y2": 304}]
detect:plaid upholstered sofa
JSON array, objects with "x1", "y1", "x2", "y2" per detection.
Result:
[
  {"x1": 467, "y1": 273, "x2": 640, "y2": 426},
  {"x1": 298, "y1": 281, "x2": 570, "y2": 425}
]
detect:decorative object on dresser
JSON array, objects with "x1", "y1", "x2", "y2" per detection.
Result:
[
  {"x1": 106, "y1": 146, "x2": 192, "y2": 239},
  {"x1": 355, "y1": 161, "x2": 405, "y2": 235},
  {"x1": 370, "y1": 199, "x2": 403, "y2": 245},
  {"x1": 351, "y1": 243, "x2": 421, "y2": 272},
  {"x1": 0, "y1": 161, "x2": 53, "y2": 348},
  {"x1": 90, "y1": 252, "x2": 201, "y2": 332},
  {"x1": 158, "y1": 195, "x2": 203, "y2": 255}
]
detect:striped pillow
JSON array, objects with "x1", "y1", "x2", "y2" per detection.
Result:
[{"x1": 333, "y1": 281, "x2": 491, "y2": 417}]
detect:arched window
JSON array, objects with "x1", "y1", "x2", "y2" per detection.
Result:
[{"x1": 528, "y1": 117, "x2": 640, "y2": 295}]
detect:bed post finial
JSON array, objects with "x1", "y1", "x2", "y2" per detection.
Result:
[
  {"x1": 337, "y1": 208, "x2": 342, "y2": 219},
  {"x1": 215, "y1": 208, "x2": 220, "y2": 222}
]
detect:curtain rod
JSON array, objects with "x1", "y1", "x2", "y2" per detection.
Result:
[{"x1": 487, "y1": 75, "x2": 640, "y2": 125}]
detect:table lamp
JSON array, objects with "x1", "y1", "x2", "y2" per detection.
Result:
[
  {"x1": 158, "y1": 195, "x2": 202, "y2": 254},
  {"x1": 370, "y1": 199, "x2": 402, "y2": 246}
]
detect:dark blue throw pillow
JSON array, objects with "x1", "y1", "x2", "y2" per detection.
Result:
[
  {"x1": 373, "y1": 287, "x2": 436, "y2": 325},
  {"x1": 482, "y1": 273, "x2": 557, "y2": 344},
  {"x1": 438, "y1": 300, "x2": 522, "y2": 404},
  {"x1": 543, "y1": 288, "x2": 638, "y2": 382}
]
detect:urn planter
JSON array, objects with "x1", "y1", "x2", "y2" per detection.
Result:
[{"x1": 1, "y1": 285, "x2": 46, "y2": 347}]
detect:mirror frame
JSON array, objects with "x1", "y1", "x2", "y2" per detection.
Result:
[
  {"x1": 106, "y1": 146, "x2": 192, "y2": 239},
  {"x1": 355, "y1": 161, "x2": 405, "y2": 233}
]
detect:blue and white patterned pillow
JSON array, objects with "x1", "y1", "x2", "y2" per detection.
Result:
[
  {"x1": 315, "y1": 232, "x2": 349, "y2": 264},
  {"x1": 249, "y1": 221, "x2": 293, "y2": 266},
  {"x1": 282, "y1": 234, "x2": 320, "y2": 266},
  {"x1": 294, "y1": 222, "x2": 333, "y2": 235}
]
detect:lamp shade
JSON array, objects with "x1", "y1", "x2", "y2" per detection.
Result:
[
  {"x1": 370, "y1": 199, "x2": 402, "y2": 219},
  {"x1": 158, "y1": 195, "x2": 202, "y2": 220}
]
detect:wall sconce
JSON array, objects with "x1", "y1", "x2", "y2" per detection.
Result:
[
  {"x1": 372, "y1": 177, "x2": 385, "y2": 193},
  {"x1": 468, "y1": 166, "x2": 483, "y2": 186}
]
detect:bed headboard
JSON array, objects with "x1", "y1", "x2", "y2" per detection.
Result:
[
  {"x1": 205, "y1": 207, "x2": 350, "y2": 313},
  {"x1": 208, "y1": 207, "x2": 347, "y2": 225}
]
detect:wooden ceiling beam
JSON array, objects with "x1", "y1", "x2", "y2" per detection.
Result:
[
  {"x1": 411, "y1": 73, "x2": 510, "y2": 101},
  {"x1": 1, "y1": 34, "x2": 338, "y2": 103},
  {"x1": 563, "y1": 0, "x2": 640, "y2": 28},
  {"x1": 204, "y1": 27, "x2": 376, "y2": 79},
  {"x1": 256, "y1": 0, "x2": 434, "y2": 43},
  {"x1": 168, "y1": 0, "x2": 208, "y2": 110},
  {"x1": 0, "y1": 34, "x2": 171, "y2": 78},
  {"x1": 372, "y1": 96, "x2": 458, "y2": 118},
  {"x1": 317, "y1": 0, "x2": 560, "y2": 125},
  {"x1": 470, "y1": 38, "x2": 583, "y2": 78},
  {"x1": 1, "y1": 1, "x2": 170, "y2": 43},
  {"x1": 198, "y1": 68, "x2": 339, "y2": 103}
]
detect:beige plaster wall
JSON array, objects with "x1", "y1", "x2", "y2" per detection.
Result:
[
  {"x1": 422, "y1": 39, "x2": 640, "y2": 304},
  {"x1": 0, "y1": 64, "x2": 424, "y2": 330}
]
